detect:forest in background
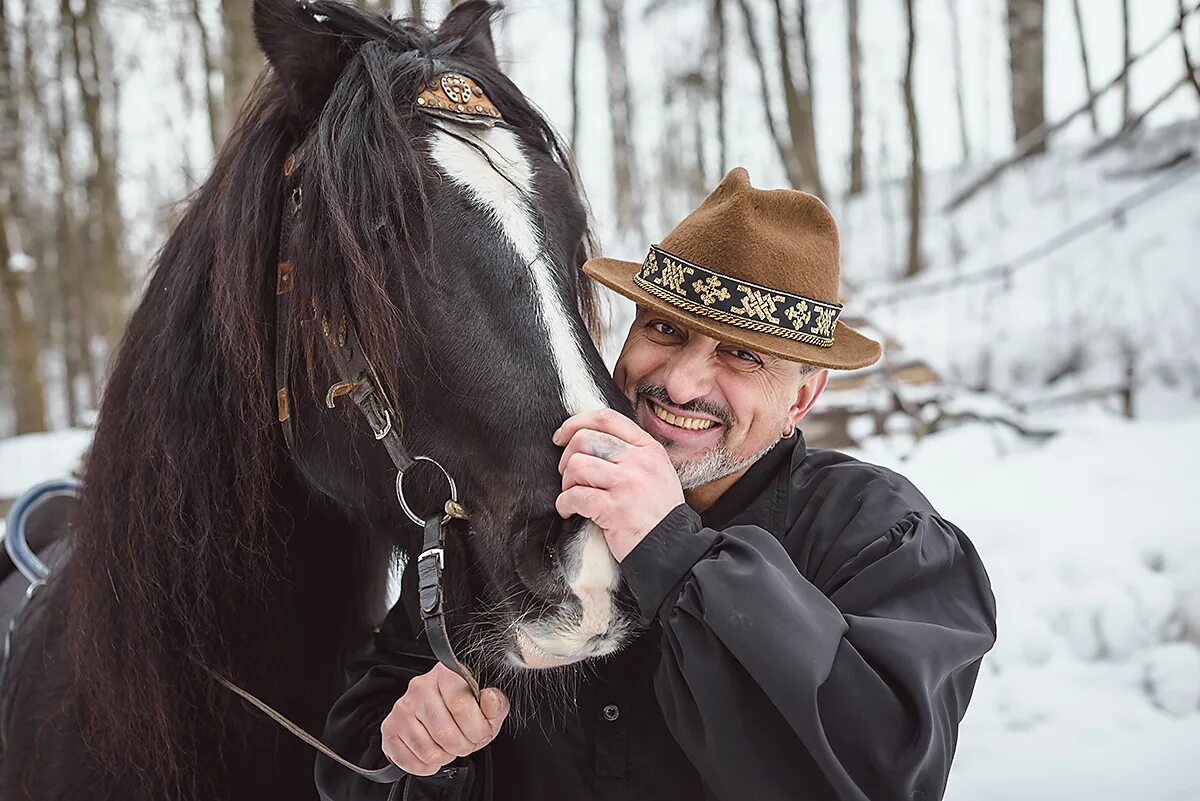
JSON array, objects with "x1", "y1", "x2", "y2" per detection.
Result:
[{"x1": 1, "y1": 0, "x2": 1198, "y2": 437}]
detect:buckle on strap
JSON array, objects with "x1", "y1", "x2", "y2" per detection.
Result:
[{"x1": 417, "y1": 546, "x2": 444, "y2": 570}]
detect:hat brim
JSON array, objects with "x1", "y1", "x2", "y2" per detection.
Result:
[{"x1": 584, "y1": 256, "x2": 882, "y2": 371}]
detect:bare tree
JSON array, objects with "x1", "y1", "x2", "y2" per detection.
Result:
[
  {"x1": 1070, "y1": 0, "x2": 1101, "y2": 134},
  {"x1": 711, "y1": 0, "x2": 727, "y2": 175},
  {"x1": 0, "y1": 0, "x2": 48, "y2": 433},
  {"x1": 902, "y1": 0, "x2": 923, "y2": 277},
  {"x1": 65, "y1": 0, "x2": 127, "y2": 357},
  {"x1": 771, "y1": 0, "x2": 823, "y2": 196},
  {"x1": 1121, "y1": 0, "x2": 1132, "y2": 126},
  {"x1": 1007, "y1": 0, "x2": 1046, "y2": 156},
  {"x1": 189, "y1": 0, "x2": 222, "y2": 152},
  {"x1": 945, "y1": 0, "x2": 973, "y2": 164},
  {"x1": 733, "y1": 0, "x2": 822, "y2": 195},
  {"x1": 1181, "y1": 0, "x2": 1200, "y2": 100},
  {"x1": 845, "y1": 0, "x2": 865, "y2": 194},
  {"x1": 222, "y1": 0, "x2": 260, "y2": 139},
  {"x1": 602, "y1": 0, "x2": 645, "y2": 240},
  {"x1": 569, "y1": 0, "x2": 581, "y2": 151}
]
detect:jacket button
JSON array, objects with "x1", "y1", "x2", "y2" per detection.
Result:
[{"x1": 602, "y1": 704, "x2": 620, "y2": 721}]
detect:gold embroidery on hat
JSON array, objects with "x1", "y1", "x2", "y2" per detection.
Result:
[
  {"x1": 693, "y1": 275, "x2": 730, "y2": 305},
  {"x1": 656, "y1": 258, "x2": 693, "y2": 295},
  {"x1": 631, "y1": 245, "x2": 842, "y2": 348},
  {"x1": 642, "y1": 250, "x2": 660, "y2": 276},
  {"x1": 732, "y1": 286, "x2": 786, "y2": 324},
  {"x1": 813, "y1": 306, "x2": 836, "y2": 337},
  {"x1": 785, "y1": 300, "x2": 811, "y2": 330}
]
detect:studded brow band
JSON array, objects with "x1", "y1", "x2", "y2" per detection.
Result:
[{"x1": 633, "y1": 245, "x2": 842, "y2": 348}]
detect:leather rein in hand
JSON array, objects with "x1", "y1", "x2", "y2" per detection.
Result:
[{"x1": 210, "y1": 71, "x2": 506, "y2": 785}]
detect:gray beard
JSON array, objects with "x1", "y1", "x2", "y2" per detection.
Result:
[{"x1": 672, "y1": 435, "x2": 784, "y2": 490}]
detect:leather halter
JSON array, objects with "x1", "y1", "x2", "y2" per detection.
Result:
[{"x1": 215, "y1": 71, "x2": 505, "y2": 785}]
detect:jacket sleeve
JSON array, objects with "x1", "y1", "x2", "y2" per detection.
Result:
[
  {"x1": 314, "y1": 599, "x2": 436, "y2": 801},
  {"x1": 620, "y1": 502, "x2": 997, "y2": 801}
]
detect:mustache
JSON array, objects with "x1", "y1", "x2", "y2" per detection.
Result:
[{"x1": 634, "y1": 383, "x2": 733, "y2": 427}]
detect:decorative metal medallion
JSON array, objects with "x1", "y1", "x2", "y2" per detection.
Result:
[
  {"x1": 633, "y1": 245, "x2": 842, "y2": 348},
  {"x1": 415, "y1": 72, "x2": 502, "y2": 126}
]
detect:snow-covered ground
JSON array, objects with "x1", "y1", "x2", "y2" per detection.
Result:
[
  {"x1": 3, "y1": 407, "x2": 1199, "y2": 797},
  {"x1": 855, "y1": 407, "x2": 1200, "y2": 800}
]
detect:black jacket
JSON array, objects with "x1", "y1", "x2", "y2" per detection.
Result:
[{"x1": 316, "y1": 434, "x2": 997, "y2": 801}]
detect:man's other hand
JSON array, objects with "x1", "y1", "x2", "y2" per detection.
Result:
[{"x1": 380, "y1": 663, "x2": 508, "y2": 776}]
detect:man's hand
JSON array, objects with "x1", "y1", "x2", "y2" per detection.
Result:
[
  {"x1": 380, "y1": 663, "x2": 508, "y2": 776},
  {"x1": 553, "y1": 408, "x2": 685, "y2": 562}
]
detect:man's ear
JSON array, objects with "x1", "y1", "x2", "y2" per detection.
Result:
[
  {"x1": 436, "y1": 1, "x2": 499, "y2": 66},
  {"x1": 786, "y1": 368, "x2": 829, "y2": 432},
  {"x1": 254, "y1": 0, "x2": 356, "y2": 122}
]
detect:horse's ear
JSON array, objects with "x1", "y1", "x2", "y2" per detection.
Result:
[
  {"x1": 254, "y1": 0, "x2": 353, "y2": 120},
  {"x1": 437, "y1": 1, "x2": 499, "y2": 67}
]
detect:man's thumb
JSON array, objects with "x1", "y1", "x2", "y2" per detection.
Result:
[{"x1": 480, "y1": 688, "x2": 509, "y2": 725}]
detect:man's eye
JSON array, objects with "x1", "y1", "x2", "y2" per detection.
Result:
[
  {"x1": 728, "y1": 348, "x2": 762, "y2": 364},
  {"x1": 650, "y1": 320, "x2": 680, "y2": 337}
]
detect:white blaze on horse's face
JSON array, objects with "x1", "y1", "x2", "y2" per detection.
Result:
[{"x1": 429, "y1": 126, "x2": 628, "y2": 669}]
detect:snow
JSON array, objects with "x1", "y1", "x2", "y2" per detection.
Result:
[
  {"x1": 853, "y1": 410, "x2": 1200, "y2": 800},
  {"x1": 0, "y1": 429, "x2": 91, "y2": 501}
]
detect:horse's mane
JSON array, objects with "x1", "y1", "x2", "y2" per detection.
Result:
[{"x1": 63, "y1": 4, "x2": 598, "y2": 796}]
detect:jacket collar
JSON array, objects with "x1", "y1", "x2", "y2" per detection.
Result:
[{"x1": 700, "y1": 431, "x2": 803, "y2": 537}]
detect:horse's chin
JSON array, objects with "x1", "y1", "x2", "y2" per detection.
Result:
[{"x1": 509, "y1": 625, "x2": 627, "y2": 671}]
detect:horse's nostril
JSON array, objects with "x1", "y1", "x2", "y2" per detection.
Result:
[{"x1": 515, "y1": 514, "x2": 569, "y2": 603}]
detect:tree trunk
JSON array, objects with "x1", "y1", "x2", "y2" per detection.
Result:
[
  {"x1": 221, "y1": 0, "x2": 260, "y2": 138},
  {"x1": 794, "y1": 0, "x2": 823, "y2": 198},
  {"x1": 602, "y1": 0, "x2": 644, "y2": 240},
  {"x1": 902, "y1": 0, "x2": 923, "y2": 278},
  {"x1": 769, "y1": 0, "x2": 823, "y2": 196},
  {"x1": 1007, "y1": 0, "x2": 1046, "y2": 156},
  {"x1": 845, "y1": 0, "x2": 865, "y2": 194},
  {"x1": 1070, "y1": 0, "x2": 1101, "y2": 134},
  {"x1": 1181, "y1": 0, "x2": 1200, "y2": 101},
  {"x1": 410, "y1": 0, "x2": 423, "y2": 23},
  {"x1": 712, "y1": 0, "x2": 727, "y2": 175},
  {"x1": 65, "y1": 0, "x2": 127, "y2": 360},
  {"x1": 0, "y1": 0, "x2": 48, "y2": 433},
  {"x1": 190, "y1": 0, "x2": 222, "y2": 153},
  {"x1": 945, "y1": 0, "x2": 973, "y2": 164},
  {"x1": 735, "y1": 0, "x2": 792, "y2": 184},
  {"x1": 1121, "y1": 0, "x2": 1132, "y2": 126},
  {"x1": 569, "y1": 0, "x2": 581, "y2": 151}
]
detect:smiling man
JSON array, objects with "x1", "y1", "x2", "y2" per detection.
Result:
[{"x1": 318, "y1": 169, "x2": 996, "y2": 801}]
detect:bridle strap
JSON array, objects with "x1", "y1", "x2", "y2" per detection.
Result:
[{"x1": 222, "y1": 144, "x2": 482, "y2": 785}]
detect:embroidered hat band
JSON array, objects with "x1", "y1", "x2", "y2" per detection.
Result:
[{"x1": 633, "y1": 245, "x2": 842, "y2": 348}]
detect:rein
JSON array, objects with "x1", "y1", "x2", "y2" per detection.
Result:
[{"x1": 212, "y1": 70, "x2": 506, "y2": 785}]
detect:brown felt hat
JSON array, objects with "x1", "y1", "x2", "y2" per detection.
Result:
[{"x1": 585, "y1": 168, "x2": 882, "y2": 370}]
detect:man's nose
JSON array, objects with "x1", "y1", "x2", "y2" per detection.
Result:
[{"x1": 661, "y1": 346, "x2": 715, "y2": 405}]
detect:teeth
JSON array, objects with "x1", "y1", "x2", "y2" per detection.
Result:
[{"x1": 650, "y1": 401, "x2": 716, "y2": 430}]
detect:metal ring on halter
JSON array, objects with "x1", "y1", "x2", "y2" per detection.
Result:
[{"x1": 395, "y1": 456, "x2": 458, "y2": 527}]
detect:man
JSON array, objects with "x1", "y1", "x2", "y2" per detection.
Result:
[{"x1": 317, "y1": 169, "x2": 996, "y2": 801}]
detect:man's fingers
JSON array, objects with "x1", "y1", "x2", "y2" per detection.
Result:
[
  {"x1": 556, "y1": 485, "x2": 605, "y2": 520},
  {"x1": 436, "y1": 667, "x2": 495, "y2": 746},
  {"x1": 416, "y1": 693, "x2": 478, "y2": 758},
  {"x1": 557, "y1": 429, "x2": 629, "y2": 473},
  {"x1": 553, "y1": 408, "x2": 651, "y2": 449},
  {"x1": 393, "y1": 713, "x2": 455, "y2": 767},
  {"x1": 480, "y1": 688, "x2": 509, "y2": 733},
  {"x1": 562, "y1": 452, "x2": 620, "y2": 491},
  {"x1": 382, "y1": 731, "x2": 442, "y2": 777}
]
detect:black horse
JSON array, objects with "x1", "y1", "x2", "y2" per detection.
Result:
[{"x1": 0, "y1": 2, "x2": 634, "y2": 799}]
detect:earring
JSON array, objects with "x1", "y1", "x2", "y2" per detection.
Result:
[{"x1": 784, "y1": 424, "x2": 795, "y2": 438}]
